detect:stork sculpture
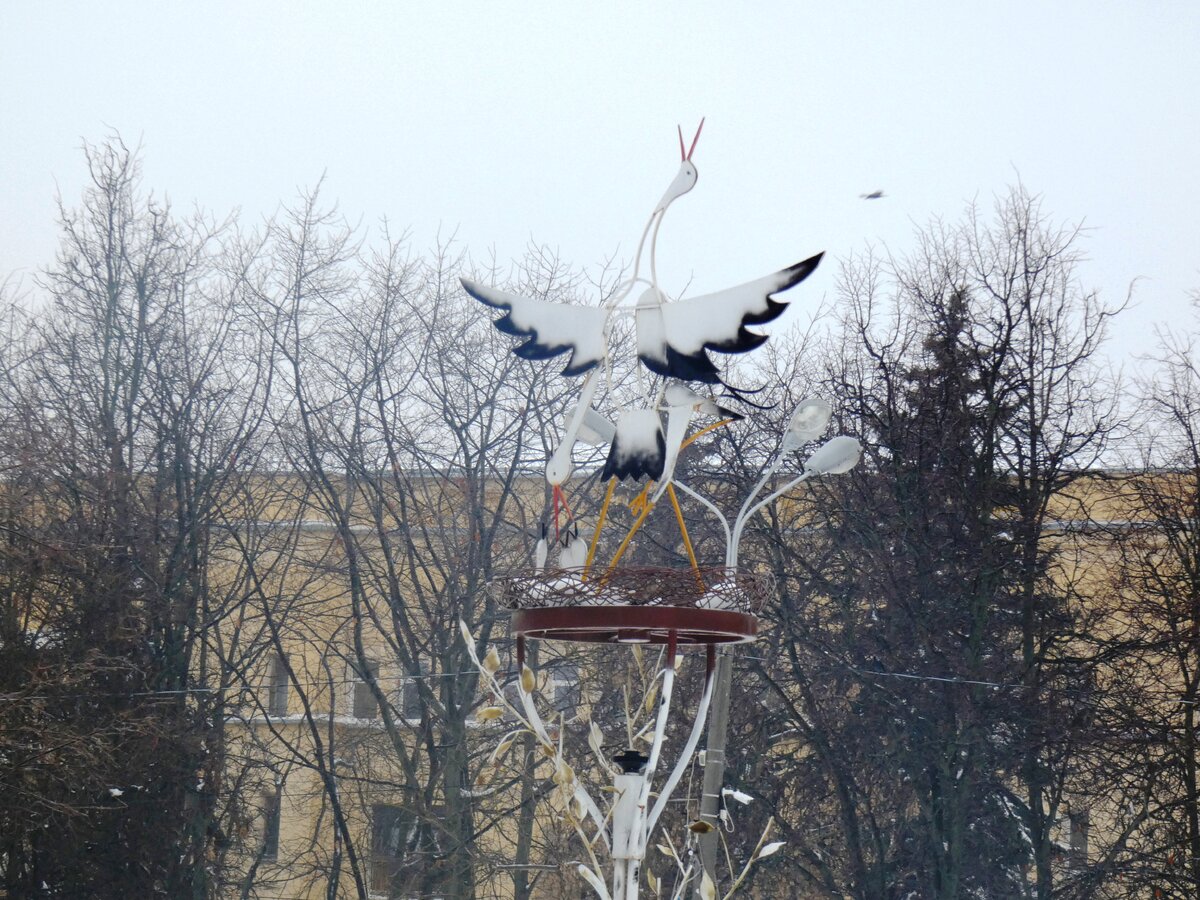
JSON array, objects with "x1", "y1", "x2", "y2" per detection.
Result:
[
  {"x1": 462, "y1": 120, "x2": 823, "y2": 522},
  {"x1": 457, "y1": 123, "x2": 861, "y2": 899}
]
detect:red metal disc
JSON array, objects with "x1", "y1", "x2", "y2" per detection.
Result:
[{"x1": 511, "y1": 605, "x2": 759, "y2": 645}]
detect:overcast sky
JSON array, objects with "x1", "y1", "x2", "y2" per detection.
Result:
[{"x1": 2, "y1": 2, "x2": 1197, "y2": 367}]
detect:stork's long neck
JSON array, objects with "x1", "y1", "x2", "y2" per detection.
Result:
[
  {"x1": 607, "y1": 206, "x2": 666, "y2": 311},
  {"x1": 610, "y1": 152, "x2": 695, "y2": 309},
  {"x1": 648, "y1": 204, "x2": 669, "y2": 296},
  {"x1": 633, "y1": 200, "x2": 672, "y2": 300}
]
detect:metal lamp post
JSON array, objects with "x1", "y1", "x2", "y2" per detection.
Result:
[
  {"x1": 689, "y1": 404, "x2": 862, "y2": 892},
  {"x1": 479, "y1": 404, "x2": 860, "y2": 900},
  {"x1": 600, "y1": 406, "x2": 863, "y2": 899}
]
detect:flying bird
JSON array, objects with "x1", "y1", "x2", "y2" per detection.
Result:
[{"x1": 860, "y1": 190, "x2": 885, "y2": 200}]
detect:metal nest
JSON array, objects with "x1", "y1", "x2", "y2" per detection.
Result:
[{"x1": 490, "y1": 566, "x2": 773, "y2": 615}]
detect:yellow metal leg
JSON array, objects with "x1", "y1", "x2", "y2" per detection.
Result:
[
  {"x1": 582, "y1": 478, "x2": 617, "y2": 580},
  {"x1": 667, "y1": 484, "x2": 705, "y2": 592}
]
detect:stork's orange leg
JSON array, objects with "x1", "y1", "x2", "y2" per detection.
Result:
[
  {"x1": 667, "y1": 483, "x2": 705, "y2": 592},
  {"x1": 582, "y1": 478, "x2": 616, "y2": 581},
  {"x1": 604, "y1": 483, "x2": 655, "y2": 578}
]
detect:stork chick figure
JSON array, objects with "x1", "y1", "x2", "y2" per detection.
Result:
[{"x1": 461, "y1": 121, "x2": 822, "y2": 560}]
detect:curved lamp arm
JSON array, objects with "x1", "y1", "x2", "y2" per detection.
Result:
[
  {"x1": 644, "y1": 652, "x2": 717, "y2": 838},
  {"x1": 730, "y1": 436, "x2": 862, "y2": 568},
  {"x1": 670, "y1": 480, "x2": 732, "y2": 563},
  {"x1": 730, "y1": 469, "x2": 812, "y2": 568}
]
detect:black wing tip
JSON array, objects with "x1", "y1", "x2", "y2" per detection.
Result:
[
  {"x1": 513, "y1": 337, "x2": 599, "y2": 377},
  {"x1": 494, "y1": 313, "x2": 522, "y2": 336},
  {"x1": 774, "y1": 254, "x2": 823, "y2": 293},
  {"x1": 560, "y1": 358, "x2": 600, "y2": 377},
  {"x1": 601, "y1": 430, "x2": 666, "y2": 482},
  {"x1": 514, "y1": 340, "x2": 569, "y2": 362},
  {"x1": 788, "y1": 252, "x2": 824, "y2": 279},
  {"x1": 707, "y1": 326, "x2": 770, "y2": 354},
  {"x1": 735, "y1": 253, "x2": 823, "y2": 329},
  {"x1": 506, "y1": 327, "x2": 599, "y2": 377},
  {"x1": 461, "y1": 277, "x2": 509, "y2": 311},
  {"x1": 720, "y1": 382, "x2": 778, "y2": 411},
  {"x1": 741, "y1": 296, "x2": 789, "y2": 328},
  {"x1": 639, "y1": 348, "x2": 722, "y2": 385}
]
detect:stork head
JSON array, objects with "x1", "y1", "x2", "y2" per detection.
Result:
[{"x1": 655, "y1": 118, "x2": 704, "y2": 213}]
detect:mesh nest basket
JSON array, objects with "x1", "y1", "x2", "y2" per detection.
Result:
[{"x1": 492, "y1": 566, "x2": 770, "y2": 645}]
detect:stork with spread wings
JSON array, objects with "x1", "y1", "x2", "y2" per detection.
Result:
[
  {"x1": 461, "y1": 121, "x2": 823, "y2": 555},
  {"x1": 461, "y1": 252, "x2": 821, "y2": 386}
]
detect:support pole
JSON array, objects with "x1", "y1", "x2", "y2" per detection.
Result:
[{"x1": 695, "y1": 650, "x2": 733, "y2": 894}]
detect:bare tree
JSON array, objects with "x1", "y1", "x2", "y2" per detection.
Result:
[
  {"x1": 0, "y1": 139, "x2": 270, "y2": 897},
  {"x1": 713, "y1": 187, "x2": 1122, "y2": 899},
  {"x1": 1075, "y1": 315, "x2": 1200, "y2": 898},
  {"x1": 218, "y1": 187, "x2": 598, "y2": 898}
]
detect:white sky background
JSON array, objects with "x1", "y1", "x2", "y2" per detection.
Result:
[{"x1": 1, "y1": 2, "x2": 1197, "y2": 369}]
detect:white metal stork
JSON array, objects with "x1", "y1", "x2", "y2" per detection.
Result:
[{"x1": 462, "y1": 121, "x2": 823, "y2": 491}]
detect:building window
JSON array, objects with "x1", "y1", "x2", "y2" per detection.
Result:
[
  {"x1": 353, "y1": 658, "x2": 380, "y2": 719},
  {"x1": 263, "y1": 787, "x2": 282, "y2": 861},
  {"x1": 267, "y1": 655, "x2": 289, "y2": 717},
  {"x1": 371, "y1": 804, "x2": 405, "y2": 895}
]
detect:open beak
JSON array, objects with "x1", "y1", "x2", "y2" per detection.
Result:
[{"x1": 678, "y1": 118, "x2": 705, "y2": 160}]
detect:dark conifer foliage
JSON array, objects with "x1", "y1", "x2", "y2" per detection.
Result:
[{"x1": 708, "y1": 189, "x2": 1123, "y2": 899}]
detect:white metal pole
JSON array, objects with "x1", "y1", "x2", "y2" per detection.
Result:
[{"x1": 611, "y1": 755, "x2": 646, "y2": 899}]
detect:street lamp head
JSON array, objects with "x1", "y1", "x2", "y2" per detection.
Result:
[
  {"x1": 803, "y1": 435, "x2": 862, "y2": 475},
  {"x1": 781, "y1": 398, "x2": 832, "y2": 452}
]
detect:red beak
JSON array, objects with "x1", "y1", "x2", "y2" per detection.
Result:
[{"x1": 686, "y1": 117, "x2": 705, "y2": 160}]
